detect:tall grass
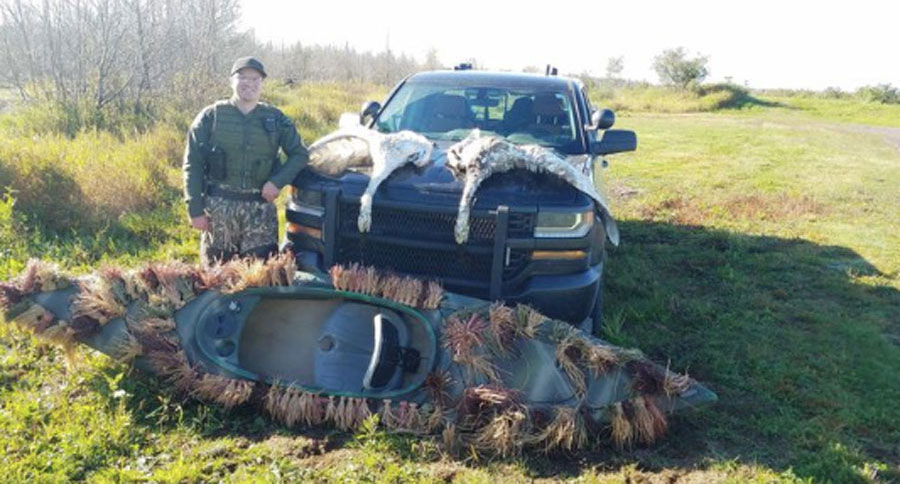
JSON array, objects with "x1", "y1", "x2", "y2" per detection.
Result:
[
  {"x1": 590, "y1": 83, "x2": 753, "y2": 113},
  {"x1": 0, "y1": 126, "x2": 183, "y2": 232},
  {"x1": 266, "y1": 82, "x2": 389, "y2": 142}
]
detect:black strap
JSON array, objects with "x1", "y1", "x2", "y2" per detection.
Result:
[{"x1": 207, "y1": 185, "x2": 265, "y2": 202}]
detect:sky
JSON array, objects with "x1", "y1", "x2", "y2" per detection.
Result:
[{"x1": 239, "y1": 0, "x2": 900, "y2": 91}]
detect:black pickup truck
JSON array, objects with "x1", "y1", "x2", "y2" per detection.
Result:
[{"x1": 284, "y1": 69, "x2": 636, "y2": 332}]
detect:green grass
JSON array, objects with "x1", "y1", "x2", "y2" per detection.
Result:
[{"x1": 1, "y1": 85, "x2": 899, "y2": 482}]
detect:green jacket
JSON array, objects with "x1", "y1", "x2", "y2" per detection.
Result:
[{"x1": 182, "y1": 99, "x2": 309, "y2": 218}]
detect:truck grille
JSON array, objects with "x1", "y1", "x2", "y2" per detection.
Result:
[
  {"x1": 338, "y1": 202, "x2": 533, "y2": 244},
  {"x1": 334, "y1": 202, "x2": 531, "y2": 289}
]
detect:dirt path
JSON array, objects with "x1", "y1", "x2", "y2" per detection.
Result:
[{"x1": 842, "y1": 124, "x2": 900, "y2": 152}]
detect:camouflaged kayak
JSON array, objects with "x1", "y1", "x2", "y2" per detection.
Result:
[{"x1": 1, "y1": 255, "x2": 715, "y2": 454}]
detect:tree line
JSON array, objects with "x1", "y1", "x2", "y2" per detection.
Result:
[{"x1": 0, "y1": 0, "x2": 434, "y2": 133}]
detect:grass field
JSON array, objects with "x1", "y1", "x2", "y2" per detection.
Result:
[{"x1": 1, "y1": 85, "x2": 899, "y2": 482}]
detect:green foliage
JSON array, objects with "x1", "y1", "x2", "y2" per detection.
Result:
[
  {"x1": 590, "y1": 82, "x2": 751, "y2": 113},
  {"x1": 652, "y1": 47, "x2": 710, "y2": 90},
  {"x1": 0, "y1": 126, "x2": 182, "y2": 233},
  {"x1": 855, "y1": 84, "x2": 900, "y2": 104}
]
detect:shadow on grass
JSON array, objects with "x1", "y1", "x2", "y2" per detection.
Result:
[
  {"x1": 522, "y1": 220, "x2": 900, "y2": 482},
  {"x1": 101, "y1": 220, "x2": 899, "y2": 482},
  {"x1": 717, "y1": 88, "x2": 789, "y2": 110}
]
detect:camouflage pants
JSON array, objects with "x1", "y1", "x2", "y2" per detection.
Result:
[{"x1": 200, "y1": 196, "x2": 278, "y2": 266}]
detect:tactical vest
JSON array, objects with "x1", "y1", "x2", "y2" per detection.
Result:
[{"x1": 206, "y1": 101, "x2": 282, "y2": 191}]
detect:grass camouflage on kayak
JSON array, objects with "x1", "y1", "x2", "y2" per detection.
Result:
[{"x1": 0, "y1": 255, "x2": 715, "y2": 455}]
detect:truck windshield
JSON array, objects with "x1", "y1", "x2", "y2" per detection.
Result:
[{"x1": 374, "y1": 81, "x2": 582, "y2": 154}]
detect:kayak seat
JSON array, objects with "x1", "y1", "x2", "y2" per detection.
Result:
[{"x1": 313, "y1": 303, "x2": 419, "y2": 393}]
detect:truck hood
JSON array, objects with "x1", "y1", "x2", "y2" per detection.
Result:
[
  {"x1": 300, "y1": 145, "x2": 591, "y2": 207},
  {"x1": 296, "y1": 143, "x2": 620, "y2": 245}
]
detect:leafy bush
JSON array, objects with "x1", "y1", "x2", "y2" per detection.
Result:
[
  {"x1": 652, "y1": 47, "x2": 710, "y2": 90},
  {"x1": 855, "y1": 84, "x2": 899, "y2": 104}
]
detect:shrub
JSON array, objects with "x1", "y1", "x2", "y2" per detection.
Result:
[
  {"x1": 652, "y1": 48, "x2": 710, "y2": 90},
  {"x1": 855, "y1": 84, "x2": 899, "y2": 104}
]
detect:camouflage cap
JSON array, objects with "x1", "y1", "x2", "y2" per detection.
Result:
[{"x1": 231, "y1": 56, "x2": 267, "y2": 78}]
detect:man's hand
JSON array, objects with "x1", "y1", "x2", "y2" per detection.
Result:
[
  {"x1": 191, "y1": 215, "x2": 210, "y2": 231},
  {"x1": 262, "y1": 181, "x2": 280, "y2": 203}
]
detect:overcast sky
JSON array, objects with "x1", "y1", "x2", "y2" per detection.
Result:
[{"x1": 239, "y1": 0, "x2": 899, "y2": 91}]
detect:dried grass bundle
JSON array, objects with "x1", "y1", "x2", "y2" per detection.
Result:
[
  {"x1": 663, "y1": 369, "x2": 692, "y2": 397},
  {"x1": 130, "y1": 317, "x2": 176, "y2": 334},
  {"x1": 279, "y1": 386, "x2": 305, "y2": 427},
  {"x1": 155, "y1": 351, "x2": 199, "y2": 393},
  {"x1": 472, "y1": 408, "x2": 527, "y2": 456},
  {"x1": 361, "y1": 266, "x2": 381, "y2": 296},
  {"x1": 394, "y1": 277, "x2": 423, "y2": 307},
  {"x1": 222, "y1": 257, "x2": 269, "y2": 293},
  {"x1": 72, "y1": 276, "x2": 127, "y2": 325},
  {"x1": 0, "y1": 281, "x2": 24, "y2": 312},
  {"x1": 442, "y1": 423, "x2": 459, "y2": 454},
  {"x1": 69, "y1": 315, "x2": 101, "y2": 338},
  {"x1": 38, "y1": 323, "x2": 77, "y2": 365},
  {"x1": 134, "y1": 326, "x2": 179, "y2": 354},
  {"x1": 556, "y1": 334, "x2": 588, "y2": 397},
  {"x1": 585, "y1": 344, "x2": 619, "y2": 377},
  {"x1": 264, "y1": 252, "x2": 296, "y2": 287},
  {"x1": 458, "y1": 385, "x2": 519, "y2": 426},
  {"x1": 264, "y1": 384, "x2": 290, "y2": 424},
  {"x1": 350, "y1": 398, "x2": 372, "y2": 429},
  {"x1": 424, "y1": 404, "x2": 445, "y2": 432},
  {"x1": 515, "y1": 305, "x2": 545, "y2": 339},
  {"x1": 144, "y1": 262, "x2": 197, "y2": 308},
  {"x1": 98, "y1": 266, "x2": 129, "y2": 301},
  {"x1": 531, "y1": 407, "x2": 586, "y2": 452},
  {"x1": 610, "y1": 402, "x2": 634, "y2": 449},
  {"x1": 379, "y1": 274, "x2": 403, "y2": 302},
  {"x1": 394, "y1": 401, "x2": 420, "y2": 430},
  {"x1": 111, "y1": 330, "x2": 142, "y2": 362},
  {"x1": 8, "y1": 303, "x2": 50, "y2": 330},
  {"x1": 422, "y1": 280, "x2": 444, "y2": 309},
  {"x1": 424, "y1": 371, "x2": 454, "y2": 407},
  {"x1": 328, "y1": 265, "x2": 351, "y2": 291},
  {"x1": 644, "y1": 397, "x2": 668, "y2": 437},
  {"x1": 379, "y1": 399, "x2": 396, "y2": 428},
  {"x1": 488, "y1": 302, "x2": 517, "y2": 356},
  {"x1": 300, "y1": 392, "x2": 326, "y2": 426},
  {"x1": 631, "y1": 397, "x2": 668, "y2": 444},
  {"x1": 443, "y1": 313, "x2": 486, "y2": 360},
  {"x1": 329, "y1": 263, "x2": 439, "y2": 308},
  {"x1": 324, "y1": 396, "x2": 337, "y2": 423},
  {"x1": 195, "y1": 263, "x2": 235, "y2": 291},
  {"x1": 629, "y1": 360, "x2": 665, "y2": 396},
  {"x1": 333, "y1": 397, "x2": 348, "y2": 429},
  {"x1": 193, "y1": 374, "x2": 254, "y2": 409},
  {"x1": 458, "y1": 352, "x2": 501, "y2": 384},
  {"x1": 24, "y1": 259, "x2": 67, "y2": 292},
  {"x1": 121, "y1": 270, "x2": 145, "y2": 300}
]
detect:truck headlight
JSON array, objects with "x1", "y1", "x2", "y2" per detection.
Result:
[
  {"x1": 291, "y1": 188, "x2": 324, "y2": 216},
  {"x1": 534, "y1": 210, "x2": 593, "y2": 238}
]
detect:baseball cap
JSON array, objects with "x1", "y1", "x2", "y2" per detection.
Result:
[{"x1": 231, "y1": 57, "x2": 267, "y2": 78}]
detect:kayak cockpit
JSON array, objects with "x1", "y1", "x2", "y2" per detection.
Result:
[{"x1": 188, "y1": 287, "x2": 436, "y2": 398}]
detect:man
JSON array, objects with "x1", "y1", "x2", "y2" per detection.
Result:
[{"x1": 183, "y1": 56, "x2": 308, "y2": 265}]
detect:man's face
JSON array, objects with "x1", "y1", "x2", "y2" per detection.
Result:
[{"x1": 231, "y1": 68, "x2": 264, "y2": 103}]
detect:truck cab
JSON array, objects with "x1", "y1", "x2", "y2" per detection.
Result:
[{"x1": 284, "y1": 70, "x2": 636, "y2": 331}]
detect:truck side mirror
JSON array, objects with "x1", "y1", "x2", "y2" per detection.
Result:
[
  {"x1": 591, "y1": 129, "x2": 637, "y2": 155},
  {"x1": 591, "y1": 108, "x2": 615, "y2": 130},
  {"x1": 360, "y1": 101, "x2": 381, "y2": 125}
]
